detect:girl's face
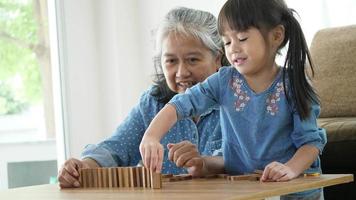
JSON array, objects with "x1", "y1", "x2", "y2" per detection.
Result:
[
  {"x1": 161, "y1": 33, "x2": 221, "y2": 94},
  {"x1": 221, "y1": 26, "x2": 280, "y2": 76}
]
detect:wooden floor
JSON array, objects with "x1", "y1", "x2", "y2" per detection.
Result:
[{"x1": 0, "y1": 174, "x2": 353, "y2": 200}]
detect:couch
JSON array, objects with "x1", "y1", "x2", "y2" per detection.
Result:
[{"x1": 310, "y1": 25, "x2": 356, "y2": 200}]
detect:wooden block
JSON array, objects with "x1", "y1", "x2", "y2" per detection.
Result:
[
  {"x1": 112, "y1": 168, "x2": 118, "y2": 187},
  {"x1": 217, "y1": 174, "x2": 229, "y2": 179},
  {"x1": 102, "y1": 168, "x2": 107, "y2": 188},
  {"x1": 228, "y1": 174, "x2": 252, "y2": 181},
  {"x1": 79, "y1": 169, "x2": 83, "y2": 187},
  {"x1": 129, "y1": 167, "x2": 136, "y2": 187},
  {"x1": 84, "y1": 169, "x2": 90, "y2": 188},
  {"x1": 162, "y1": 174, "x2": 173, "y2": 182},
  {"x1": 81, "y1": 169, "x2": 86, "y2": 188},
  {"x1": 254, "y1": 170, "x2": 263, "y2": 175},
  {"x1": 162, "y1": 174, "x2": 173, "y2": 178},
  {"x1": 93, "y1": 168, "x2": 98, "y2": 188},
  {"x1": 123, "y1": 167, "x2": 130, "y2": 187},
  {"x1": 248, "y1": 174, "x2": 261, "y2": 181},
  {"x1": 98, "y1": 168, "x2": 102, "y2": 188},
  {"x1": 118, "y1": 168, "x2": 123, "y2": 187},
  {"x1": 150, "y1": 172, "x2": 162, "y2": 189},
  {"x1": 108, "y1": 168, "x2": 113, "y2": 188},
  {"x1": 135, "y1": 167, "x2": 142, "y2": 187},
  {"x1": 88, "y1": 169, "x2": 93, "y2": 187},
  {"x1": 204, "y1": 174, "x2": 219, "y2": 179},
  {"x1": 168, "y1": 174, "x2": 193, "y2": 182},
  {"x1": 146, "y1": 168, "x2": 151, "y2": 188},
  {"x1": 141, "y1": 167, "x2": 147, "y2": 188}
]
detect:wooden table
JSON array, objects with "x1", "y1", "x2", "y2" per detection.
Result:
[{"x1": 0, "y1": 174, "x2": 353, "y2": 200}]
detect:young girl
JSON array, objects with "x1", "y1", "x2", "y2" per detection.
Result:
[{"x1": 140, "y1": 0, "x2": 326, "y2": 199}]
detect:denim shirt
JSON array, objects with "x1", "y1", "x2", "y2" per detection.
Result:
[
  {"x1": 81, "y1": 86, "x2": 222, "y2": 175},
  {"x1": 170, "y1": 66, "x2": 327, "y2": 176}
]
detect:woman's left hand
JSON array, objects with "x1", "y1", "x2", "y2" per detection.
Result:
[
  {"x1": 167, "y1": 141, "x2": 206, "y2": 177},
  {"x1": 167, "y1": 141, "x2": 200, "y2": 167},
  {"x1": 261, "y1": 161, "x2": 299, "y2": 182}
]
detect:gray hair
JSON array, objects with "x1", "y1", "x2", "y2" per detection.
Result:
[
  {"x1": 155, "y1": 7, "x2": 223, "y2": 57},
  {"x1": 151, "y1": 7, "x2": 226, "y2": 103}
]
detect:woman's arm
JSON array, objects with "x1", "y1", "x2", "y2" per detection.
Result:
[
  {"x1": 58, "y1": 158, "x2": 100, "y2": 188},
  {"x1": 186, "y1": 156, "x2": 225, "y2": 177},
  {"x1": 167, "y1": 141, "x2": 224, "y2": 177}
]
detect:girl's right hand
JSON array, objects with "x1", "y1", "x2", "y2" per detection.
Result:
[
  {"x1": 57, "y1": 158, "x2": 90, "y2": 188},
  {"x1": 139, "y1": 137, "x2": 164, "y2": 173}
]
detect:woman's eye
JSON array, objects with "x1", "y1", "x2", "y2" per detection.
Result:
[
  {"x1": 188, "y1": 58, "x2": 199, "y2": 63},
  {"x1": 165, "y1": 59, "x2": 176, "y2": 64},
  {"x1": 224, "y1": 41, "x2": 231, "y2": 46}
]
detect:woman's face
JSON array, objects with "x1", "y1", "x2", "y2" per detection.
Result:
[{"x1": 161, "y1": 33, "x2": 221, "y2": 94}]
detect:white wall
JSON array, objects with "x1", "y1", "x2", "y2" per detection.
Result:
[
  {"x1": 137, "y1": 0, "x2": 226, "y2": 77},
  {"x1": 57, "y1": 0, "x2": 145, "y2": 158},
  {"x1": 57, "y1": 0, "x2": 356, "y2": 162},
  {"x1": 286, "y1": 0, "x2": 356, "y2": 46}
]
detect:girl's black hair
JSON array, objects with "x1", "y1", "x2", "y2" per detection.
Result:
[
  {"x1": 151, "y1": 54, "x2": 230, "y2": 104},
  {"x1": 218, "y1": 0, "x2": 319, "y2": 120}
]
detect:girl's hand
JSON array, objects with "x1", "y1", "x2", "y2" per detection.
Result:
[
  {"x1": 261, "y1": 161, "x2": 299, "y2": 182},
  {"x1": 57, "y1": 158, "x2": 90, "y2": 188},
  {"x1": 167, "y1": 141, "x2": 206, "y2": 177},
  {"x1": 139, "y1": 137, "x2": 164, "y2": 173}
]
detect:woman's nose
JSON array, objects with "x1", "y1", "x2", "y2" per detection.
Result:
[{"x1": 176, "y1": 62, "x2": 191, "y2": 77}]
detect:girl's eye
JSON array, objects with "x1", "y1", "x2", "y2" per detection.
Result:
[{"x1": 239, "y1": 37, "x2": 248, "y2": 42}]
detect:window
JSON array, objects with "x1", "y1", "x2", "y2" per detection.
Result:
[{"x1": 0, "y1": 0, "x2": 59, "y2": 189}]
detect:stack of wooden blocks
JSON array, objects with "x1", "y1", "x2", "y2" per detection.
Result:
[{"x1": 79, "y1": 166, "x2": 162, "y2": 189}]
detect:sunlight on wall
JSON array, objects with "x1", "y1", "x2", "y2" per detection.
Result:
[{"x1": 286, "y1": 0, "x2": 356, "y2": 45}]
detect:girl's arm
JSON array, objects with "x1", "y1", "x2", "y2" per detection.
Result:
[
  {"x1": 140, "y1": 104, "x2": 178, "y2": 172},
  {"x1": 284, "y1": 144, "x2": 319, "y2": 175},
  {"x1": 261, "y1": 145, "x2": 319, "y2": 181},
  {"x1": 262, "y1": 103, "x2": 326, "y2": 182},
  {"x1": 140, "y1": 69, "x2": 226, "y2": 172}
]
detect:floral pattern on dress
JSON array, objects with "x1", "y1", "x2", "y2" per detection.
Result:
[
  {"x1": 266, "y1": 82, "x2": 284, "y2": 116},
  {"x1": 230, "y1": 76, "x2": 250, "y2": 112}
]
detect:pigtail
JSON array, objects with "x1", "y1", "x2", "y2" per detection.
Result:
[{"x1": 282, "y1": 10, "x2": 319, "y2": 120}]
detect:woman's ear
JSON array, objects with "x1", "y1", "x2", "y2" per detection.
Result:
[{"x1": 215, "y1": 52, "x2": 223, "y2": 71}]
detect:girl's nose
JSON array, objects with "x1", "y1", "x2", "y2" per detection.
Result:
[
  {"x1": 230, "y1": 41, "x2": 242, "y2": 53},
  {"x1": 176, "y1": 63, "x2": 191, "y2": 77}
]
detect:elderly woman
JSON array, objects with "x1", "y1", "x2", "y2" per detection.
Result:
[{"x1": 58, "y1": 7, "x2": 228, "y2": 188}]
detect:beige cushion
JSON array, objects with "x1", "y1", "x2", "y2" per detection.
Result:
[
  {"x1": 317, "y1": 117, "x2": 356, "y2": 142},
  {"x1": 310, "y1": 25, "x2": 356, "y2": 117}
]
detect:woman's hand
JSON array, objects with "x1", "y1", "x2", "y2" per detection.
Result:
[
  {"x1": 57, "y1": 158, "x2": 90, "y2": 188},
  {"x1": 139, "y1": 136, "x2": 164, "y2": 173},
  {"x1": 260, "y1": 161, "x2": 299, "y2": 182},
  {"x1": 167, "y1": 141, "x2": 206, "y2": 177}
]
